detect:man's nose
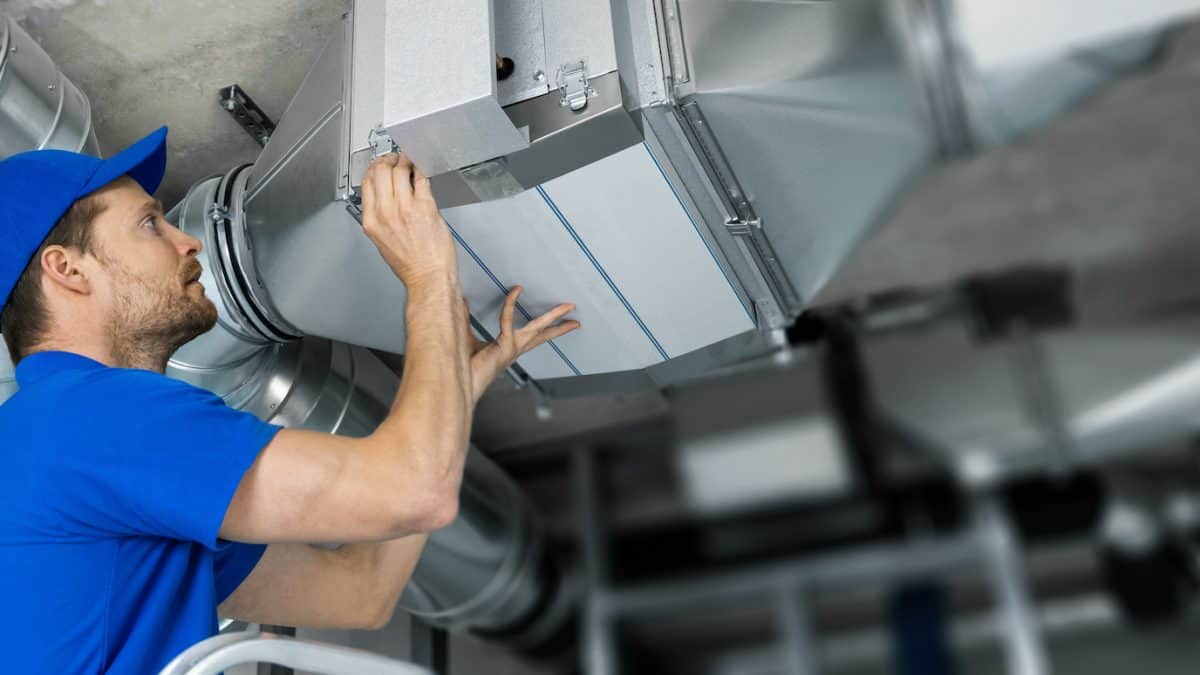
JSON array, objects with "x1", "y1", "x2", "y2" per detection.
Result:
[{"x1": 168, "y1": 222, "x2": 203, "y2": 257}]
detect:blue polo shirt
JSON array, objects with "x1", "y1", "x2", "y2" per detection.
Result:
[{"x1": 0, "y1": 351, "x2": 282, "y2": 673}]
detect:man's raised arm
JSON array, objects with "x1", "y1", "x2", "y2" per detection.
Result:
[{"x1": 220, "y1": 154, "x2": 489, "y2": 543}]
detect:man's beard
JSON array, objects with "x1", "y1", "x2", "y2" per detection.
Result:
[{"x1": 102, "y1": 256, "x2": 218, "y2": 370}]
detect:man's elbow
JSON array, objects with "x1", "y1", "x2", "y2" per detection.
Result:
[
  {"x1": 360, "y1": 599, "x2": 398, "y2": 631},
  {"x1": 418, "y1": 489, "x2": 460, "y2": 532},
  {"x1": 388, "y1": 486, "x2": 459, "y2": 534}
]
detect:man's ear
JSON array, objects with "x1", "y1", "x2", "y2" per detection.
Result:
[{"x1": 40, "y1": 245, "x2": 92, "y2": 297}]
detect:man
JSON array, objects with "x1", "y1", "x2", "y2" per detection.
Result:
[{"x1": 0, "y1": 127, "x2": 580, "y2": 673}]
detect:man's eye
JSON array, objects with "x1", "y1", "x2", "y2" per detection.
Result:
[{"x1": 141, "y1": 217, "x2": 159, "y2": 231}]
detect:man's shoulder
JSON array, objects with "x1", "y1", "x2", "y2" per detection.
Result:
[{"x1": 7, "y1": 362, "x2": 222, "y2": 418}]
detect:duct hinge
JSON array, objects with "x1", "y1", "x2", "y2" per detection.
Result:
[
  {"x1": 556, "y1": 59, "x2": 594, "y2": 112},
  {"x1": 368, "y1": 127, "x2": 399, "y2": 157}
]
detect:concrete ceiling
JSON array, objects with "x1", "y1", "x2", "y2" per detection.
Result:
[
  {"x1": 11, "y1": 0, "x2": 347, "y2": 204},
  {"x1": 9, "y1": 0, "x2": 1200, "y2": 326}
]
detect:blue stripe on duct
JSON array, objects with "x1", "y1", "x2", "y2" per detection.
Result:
[
  {"x1": 440, "y1": 187, "x2": 666, "y2": 377},
  {"x1": 540, "y1": 144, "x2": 755, "y2": 361},
  {"x1": 446, "y1": 222, "x2": 581, "y2": 377},
  {"x1": 535, "y1": 185, "x2": 671, "y2": 362}
]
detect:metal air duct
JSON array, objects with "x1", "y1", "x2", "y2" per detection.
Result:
[
  {"x1": 0, "y1": 15, "x2": 98, "y2": 157},
  {"x1": 0, "y1": 14, "x2": 98, "y2": 401},
  {"x1": 197, "y1": 0, "x2": 1191, "y2": 392}
]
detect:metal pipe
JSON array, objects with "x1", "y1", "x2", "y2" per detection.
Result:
[
  {"x1": 0, "y1": 16, "x2": 99, "y2": 157},
  {"x1": 574, "y1": 448, "x2": 617, "y2": 675},
  {"x1": 157, "y1": 631, "x2": 433, "y2": 675},
  {"x1": 973, "y1": 496, "x2": 1050, "y2": 675},
  {"x1": 776, "y1": 585, "x2": 819, "y2": 675}
]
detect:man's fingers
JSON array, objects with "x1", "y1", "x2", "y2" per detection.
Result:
[
  {"x1": 522, "y1": 303, "x2": 576, "y2": 334},
  {"x1": 499, "y1": 286, "x2": 521, "y2": 335},
  {"x1": 536, "y1": 320, "x2": 581, "y2": 345},
  {"x1": 368, "y1": 155, "x2": 399, "y2": 214},
  {"x1": 360, "y1": 171, "x2": 376, "y2": 225},
  {"x1": 389, "y1": 154, "x2": 415, "y2": 208},
  {"x1": 413, "y1": 165, "x2": 433, "y2": 202},
  {"x1": 370, "y1": 152, "x2": 399, "y2": 169}
]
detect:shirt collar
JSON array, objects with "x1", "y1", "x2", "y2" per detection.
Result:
[{"x1": 14, "y1": 350, "x2": 110, "y2": 387}]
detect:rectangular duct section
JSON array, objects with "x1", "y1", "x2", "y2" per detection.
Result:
[{"x1": 240, "y1": 1, "x2": 760, "y2": 382}]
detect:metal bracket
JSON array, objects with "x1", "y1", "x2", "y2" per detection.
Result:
[
  {"x1": 673, "y1": 98, "x2": 802, "y2": 314},
  {"x1": 658, "y1": 0, "x2": 690, "y2": 89},
  {"x1": 368, "y1": 127, "x2": 399, "y2": 157},
  {"x1": 218, "y1": 84, "x2": 276, "y2": 148},
  {"x1": 556, "y1": 60, "x2": 595, "y2": 112}
]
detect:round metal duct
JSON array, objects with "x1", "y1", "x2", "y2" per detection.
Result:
[{"x1": 0, "y1": 15, "x2": 99, "y2": 158}]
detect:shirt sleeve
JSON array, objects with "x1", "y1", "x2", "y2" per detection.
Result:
[{"x1": 40, "y1": 368, "x2": 281, "y2": 548}]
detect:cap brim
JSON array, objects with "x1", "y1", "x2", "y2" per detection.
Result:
[{"x1": 82, "y1": 126, "x2": 168, "y2": 197}]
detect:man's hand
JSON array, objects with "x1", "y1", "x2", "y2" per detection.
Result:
[
  {"x1": 360, "y1": 153, "x2": 458, "y2": 286},
  {"x1": 464, "y1": 286, "x2": 579, "y2": 401}
]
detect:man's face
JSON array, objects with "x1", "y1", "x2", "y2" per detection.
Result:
[{"x1": 85, "y1": 177, "x2": 217, "y2": 353}]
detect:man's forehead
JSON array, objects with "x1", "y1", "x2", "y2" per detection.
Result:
[{"x1": 89, "y1": 176, "x2": 160, "y2": 214}]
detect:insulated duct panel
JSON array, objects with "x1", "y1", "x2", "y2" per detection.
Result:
[{"x1": 444, "y1": 142, "x2": 755, "y2": 377}]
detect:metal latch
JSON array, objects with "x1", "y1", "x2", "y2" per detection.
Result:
[
  {"x1": 368, "y1": 127, "x2": 399, "y2": 157},
  {"x1": 556, "y1": 60, "x2": 594, "y2": 112}
]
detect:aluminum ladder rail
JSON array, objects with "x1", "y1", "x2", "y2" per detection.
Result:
[{"x1": 157, "y1": 631, "x2": 435, "y2": 675}]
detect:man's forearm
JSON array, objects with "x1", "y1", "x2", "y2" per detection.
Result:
[
  {"x1": 369, "y1": 271, "x2": 474, "y2": 512},
  {"x1": 220, "y1": 536, "x2": 431, "y2": 630}
]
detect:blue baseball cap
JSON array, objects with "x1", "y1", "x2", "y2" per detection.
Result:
[{"x1": 0, "y1": 126, "x2": 168, "y2": 312}]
